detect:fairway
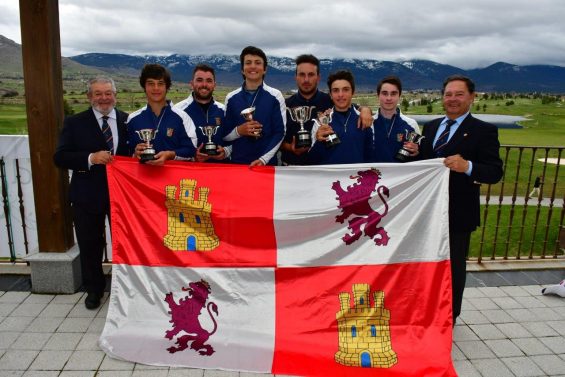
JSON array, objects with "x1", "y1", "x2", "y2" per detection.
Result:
[
  {"x1": 1, "y1": 89, "x2": 565, "y2": 147},
  {"x1": 470, "y1": 204, "x2": 562, "y2": 259},
  {"x1": 0, "y1": 104, "x2": 28, "y2": 134},
  {"x1": 0, "y1": 87, "x2": 563, "y2": 261}
]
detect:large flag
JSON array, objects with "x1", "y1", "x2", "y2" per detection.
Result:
[{"x1": 100, "y1": 157, "x2": 455, "y2": 376}]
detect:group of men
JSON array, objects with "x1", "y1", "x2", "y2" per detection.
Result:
[{"x1": 54, "y1": 45, "x2": 503, "y2": 325}]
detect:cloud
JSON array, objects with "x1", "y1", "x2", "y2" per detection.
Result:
[{"x1": 2, "y1": 0, "x2": 565, "y2": 69}]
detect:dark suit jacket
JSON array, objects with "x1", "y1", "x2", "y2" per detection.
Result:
[
  {"x1": 420, "y1": 114, "x2": 503, "y2": 232},
  {"x1": 53, "y1": 108, "x2": 129, "y2": 213}
]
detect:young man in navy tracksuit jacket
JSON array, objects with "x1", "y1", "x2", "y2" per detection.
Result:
[
  {"x1": 127, "y1": 64, "x2": 197, "y2": 164},
  {"x1": 371, "y1": 75, "x2": 420, "y2": 162},
  {"x1": 308, "y1": 70, "x2": 373, "y2": 165},
  {"x1": 223, "y1": 46, "x2": 286, "y2": 166},
  {"x1": 175, "y1": 63, "x2": 229, "y2": 162}
]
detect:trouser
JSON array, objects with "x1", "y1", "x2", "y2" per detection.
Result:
[
  {"x1": 72, "y1": 205, "x2": 108, "y2": 295},
  {"x1": 450, "y1": 230, "x2": 471, "y2": 322},
  {"x1": 529, "y1": 187, "x2": 540, "y2": 198}
]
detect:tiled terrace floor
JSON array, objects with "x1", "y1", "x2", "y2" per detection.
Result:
[{"x1": 0, "y1": 270, "x2": 564, "y2": 377}]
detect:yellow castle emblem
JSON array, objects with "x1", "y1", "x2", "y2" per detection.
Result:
[
  {"x1": 335, "y1": 283, "x2": 397, "y2": 368},
  {"x1": 163, "y1": 179, "x2": 219, "y2": 251}
]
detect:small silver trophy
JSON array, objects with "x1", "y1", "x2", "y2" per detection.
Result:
[
  {"x1": 240, "y1": 106, "x2": 260, "y2": 138},
  {"x1": 135, "y1": 128, "x2": 158, "y2": 163},
  {"x1": 288, "y1": 106, "x2": 315, "y2": 149},
  {"x1": 318, "y1": 109, "x2": 340, "y2": 148},
  {"x1": 199, "y1": 118, "x2": 220, "y2": 156},
  {"x1": 395, "y1": 130, "x2": 425, "y2": 162}
]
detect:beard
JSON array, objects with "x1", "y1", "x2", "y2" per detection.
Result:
[
  {"x1": 92, "y1": 103, "x2": 114, "y2": 116},
  {"x1": 193, "y1": 89, "x2": 213, "y2": 102},
  {"x1": 299, "y1": 86, "x2": 317, "y2": 98}
]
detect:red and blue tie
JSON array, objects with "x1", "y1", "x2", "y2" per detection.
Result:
[
  {"x1": 433, "y1": 119, "x2": 456, "y2": 157},
  {"x1": 102, "y1": 116, "x2": 114, "y2": 154}
]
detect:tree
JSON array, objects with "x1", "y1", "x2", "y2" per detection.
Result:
[
  {"x1": 63, "y1": 99, "x2": 74, "y2": 115},
  {"x1": 426, "y1": 103, "x2": 433, "y2": 113},
  {"x1": 401, "y1": 98, "x2": 409, "y2": 112},
  {"x1": 483, "y1": 104, "x2": 487, "y2": 112}
]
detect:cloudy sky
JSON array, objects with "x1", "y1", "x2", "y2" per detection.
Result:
[{"x1": 1, "y1": 0, "x2": 564, "y2": 69}]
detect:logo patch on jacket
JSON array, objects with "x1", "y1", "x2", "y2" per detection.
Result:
[{"x1": 167, "y1": 128, "x2": 174, "y2": 137}]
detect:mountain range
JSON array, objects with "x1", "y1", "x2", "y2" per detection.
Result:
[{"x1": 1, "y1": 35, "x2": 564, "y2": 92}]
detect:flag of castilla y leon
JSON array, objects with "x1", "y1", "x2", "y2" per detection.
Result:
[{"x1": 100, "y1": 156, "x2": 455, "y2": 377}]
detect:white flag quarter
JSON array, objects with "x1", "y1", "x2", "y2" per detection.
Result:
[
  {"x1": 100, "y1": 265, "x2": 276, "y2": 373},
  {"x1": 274, "y1": 160, "x2": 450, "y2": 267}
]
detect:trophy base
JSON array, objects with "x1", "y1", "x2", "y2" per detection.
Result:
[
  {"x1": 296, "y1": 133, "x2": 311, "y2": 149},
  {"x1": 139, "y1": 151, "x2": 156, "y2": 164},
  {"x1": 203, "y1": 144, "x2": 219, "y2": 156},
  {"x1": 326, "y1": 134, "x2": 341, "y2": 148},
  {"x1": 395, "y1": 150, "x2": 410, "y2": 162}
]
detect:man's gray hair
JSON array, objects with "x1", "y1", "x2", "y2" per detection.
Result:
[{"x1": 87, "y1": 76, "x2": 117, "y2": 94}]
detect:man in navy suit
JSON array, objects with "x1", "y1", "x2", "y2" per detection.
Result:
[
  {"x1": 418, "y1": 75, "x2": 503, "y2": 323},
  {"x1": 54, "y1": 77, "x2": 129, "y2": 309}
]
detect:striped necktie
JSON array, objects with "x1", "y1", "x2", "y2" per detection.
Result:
[
  {"x1": 433, "y1": 119, "x2": 456, "y2": 157},
  {"x1": 101, "y1": 116, "x2": 114, "y2": 154}
]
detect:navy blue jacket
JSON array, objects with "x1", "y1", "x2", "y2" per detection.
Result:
[
  {"x1": 53, "y1": 107, "x2": 129, "y2": 213},
  {"x1": 308, "y1": 107, "x2": 373, "y2": 165},
  {"x1": 223, "y1": 82, "x2": 286, "y2": 165},
  {"x1": 127, "y1": 102, "x2": 197, "y2": 159},
  {"x1": 174, "y1": 94, "x2": 226, "y2": 149},
  {"x1": 283, "y1": 90, "x2": 332, "y2": 165},
  {"x1": 372, "y1": 109, "x2": 419, "y2": 162}
]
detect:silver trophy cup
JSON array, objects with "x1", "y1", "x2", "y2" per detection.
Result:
[
  {"x1": 288, "y1": 106, "x2": 315, "y2": 149},
  {"x1": 240, "y1": 107, "x2": 260, "y2": 138},
  {"x1": 395, "y1": 131, "x2": 425, "y2": 162},
  {"x1": 135, "y1": 128, "x2": 158, "y2": 163},
  {"x1": 318, "y1": 110, "x2": 340, "y2": 148},
  {"x1": 199, "y1": 125, "x2": 220, "y2": 156}
]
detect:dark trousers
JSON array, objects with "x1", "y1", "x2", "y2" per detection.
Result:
[
  {"x1": 72, "y1": 205, "x2": 108, "y2": 295},
  {"x1": 450, "y1": 230, "x2": 471, "y2": 321}
]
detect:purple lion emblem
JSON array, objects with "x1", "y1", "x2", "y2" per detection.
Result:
[
  {"x1": 331, "y1": 168, "x2": 390, "y2": 246},
  {"x1": 164, "y1": 279, "x2": 218, "y2": 355}
]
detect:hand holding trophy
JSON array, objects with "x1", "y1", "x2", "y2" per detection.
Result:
[
  {"x1": 240, "y1": 107, "x2": 261, "y2": 138},
  {"x1": 395, "y1": 130, "x2": 424, "y2": 162},
  {"x1": 199, "y1": 117, "x2": 221, "y2": 156},
  {"x1": 317, "y1": 109, "x2": 340, "y2": 148},
  {"x1": 135, "y1": 129, "x2": 158, "y2": 163},
  {"x1": 288, "y1": 106, "x2": 315, "y2": 149}
]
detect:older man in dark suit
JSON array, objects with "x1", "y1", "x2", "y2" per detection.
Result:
[
  {"x1": 54, "y1": 77, "x2": 129, "y2": 309},
  {"x1": 418, "y1": 75, "x2": 503, "y2": 323}
]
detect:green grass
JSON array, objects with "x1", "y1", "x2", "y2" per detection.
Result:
[
  {"x1": 2, "y1": 89, "x2": 564, "y2": 196},
  {"x1": 2, "y1": 89, "x2": 565, "y2": 143},
  {"x1": 0, "y1": 89, "x2": 563, "y2": 261},
  {"x1": 486, "y1": 146, "x2": 564, "y2": 196},
  {"x1": 407, "y1": 97, "x2": 565, "y2": 147},
  {"x1": 470, "y1": 204, "x2": 563, "y2": 259},
  {"x1": 0, "y1": 103, "x2": 28, "y2": 134}
]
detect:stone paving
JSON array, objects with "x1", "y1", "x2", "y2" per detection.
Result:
[{"x1": 1, "y1": 279, "x2": 565, "y2": 376}]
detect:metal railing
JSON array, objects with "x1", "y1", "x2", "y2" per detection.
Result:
[
  {"x1": 473, "y1": 145, "x2": 564, "y2": 262},
  {"x1": 1, "y1": 157, "x2": 31, "y2": 262},
  {"x1": 1, "y1": 145, "x2": 564, "y2": 264}
]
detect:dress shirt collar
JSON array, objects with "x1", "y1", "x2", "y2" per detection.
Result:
[
  {"x1": 441, "y1": 111, "x2": 470, "y2": 127},
  {"x1": 92, "y1": 107, "x2": 117, "y2": 122}
]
